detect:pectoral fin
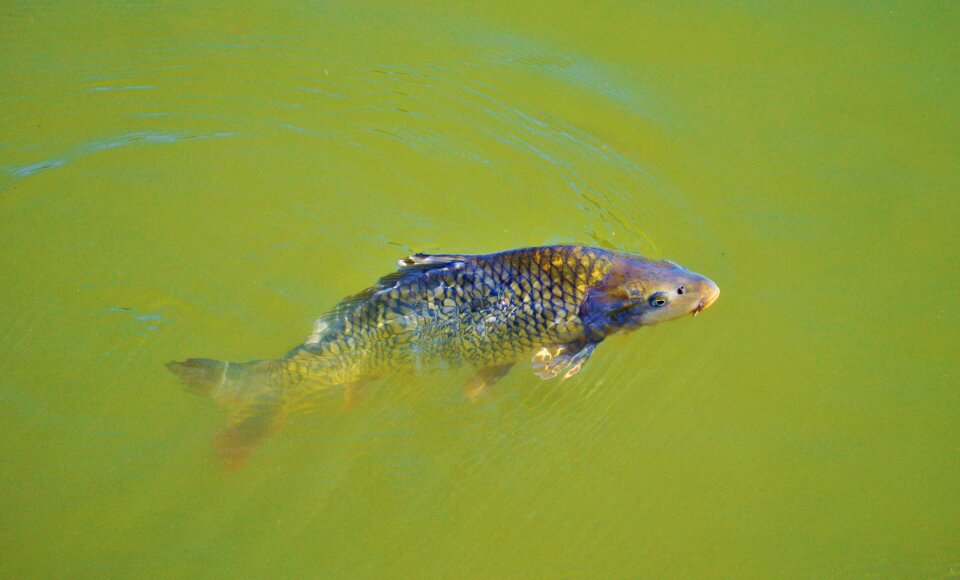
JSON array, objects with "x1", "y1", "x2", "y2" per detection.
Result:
[
  {"x1": 531, "y1": 342, "x2": 598, "y2": 380},
  {"x1": 463, "y1": 364, "x2": 514, "y2": 402}
]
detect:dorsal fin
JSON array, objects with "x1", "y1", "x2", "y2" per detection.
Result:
[{"x1": 397, "y1": 253, "x2": 472, "y2": 267}]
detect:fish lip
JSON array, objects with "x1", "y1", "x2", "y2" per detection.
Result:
[{"x1": 691, "y1": 285, "x2": 720, "y2": 317}]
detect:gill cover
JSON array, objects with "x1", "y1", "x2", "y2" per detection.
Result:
[{"x1": 579, "y1": 284, "x2": 641, "y2": 341}]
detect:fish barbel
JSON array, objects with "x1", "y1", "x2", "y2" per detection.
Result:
[{"x1": 168, "y1": 245, "x2": 719, "y2": 468}]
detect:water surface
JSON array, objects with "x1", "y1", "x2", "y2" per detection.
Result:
[{"x1": 2, "y1": 1, "x2": 958, "y2": 577}]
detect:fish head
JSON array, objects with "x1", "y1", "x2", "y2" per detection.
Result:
[{"x1": 581, "y1": 254, "x2": 720, "y2": 337}]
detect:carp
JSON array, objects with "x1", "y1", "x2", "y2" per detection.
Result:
[{"x1": 168, "y1": 245, "x2": 719, "y2": 468}]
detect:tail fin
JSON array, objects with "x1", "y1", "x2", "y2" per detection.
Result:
[{"x1": 167, "y1": 358, "x2": 285, "y2": 471}]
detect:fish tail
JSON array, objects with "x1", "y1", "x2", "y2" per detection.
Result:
[{"x1": 167, "y1": 357, "x2": 288, "y2": 471}]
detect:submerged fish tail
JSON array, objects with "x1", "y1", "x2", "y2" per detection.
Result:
[{"x1": 166, "y1": 357, "x2": 312, "y2": 470}]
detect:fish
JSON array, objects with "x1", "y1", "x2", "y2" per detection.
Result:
[{"x1": 168, "y1": 245, "x2": 719, "y2": 469}]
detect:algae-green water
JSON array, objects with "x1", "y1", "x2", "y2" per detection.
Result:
[{"x1": 2, "y1": 2, "x2": 958, "y2": 577}]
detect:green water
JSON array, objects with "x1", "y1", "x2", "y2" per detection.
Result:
[{"x1": 2, "y1": 1, "x2": 958, "y2": 577}]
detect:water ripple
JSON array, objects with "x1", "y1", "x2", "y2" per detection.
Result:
[
  {"x1": 5, "y1": 130, "x2": 236, "y2": 181},
  {"x1": 88, "y1": 85, "x2": 158, "y2": 92}
]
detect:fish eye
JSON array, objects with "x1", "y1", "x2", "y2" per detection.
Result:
[
  {"x1": 677, "y1": 285, "x2": 685, "y2": 295},
  {"x1": 649, "y1": 292, "x2": 669, "y2": 308}
]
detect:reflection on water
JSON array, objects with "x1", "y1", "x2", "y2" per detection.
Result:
[{"x1": 1, "y1": 0, "x2": 958, "y2": 577}]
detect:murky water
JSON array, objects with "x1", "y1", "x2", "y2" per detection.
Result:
[{"x1": 2, "y1": 1, "x2": 958, "y2": 577}]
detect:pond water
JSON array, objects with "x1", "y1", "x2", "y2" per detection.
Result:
[{"x1": 2, "y1": 1, "x2": 958, "y2": 577}]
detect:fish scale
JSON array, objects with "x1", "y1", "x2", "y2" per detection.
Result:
[{"x1": 299, "y1": 247, "x2": 600, "y2": 377}]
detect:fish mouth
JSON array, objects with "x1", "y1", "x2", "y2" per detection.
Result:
[
  {"x1": 691, "y1": 283, "x2": 720, "y2": 317},
  {"x1": 691, "y1": 302, "x2": 706, "y2": 317}
]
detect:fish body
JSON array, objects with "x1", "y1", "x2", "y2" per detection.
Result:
[{"x1": 169, "y1": 245, "x2": 719, "y2": 468}]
